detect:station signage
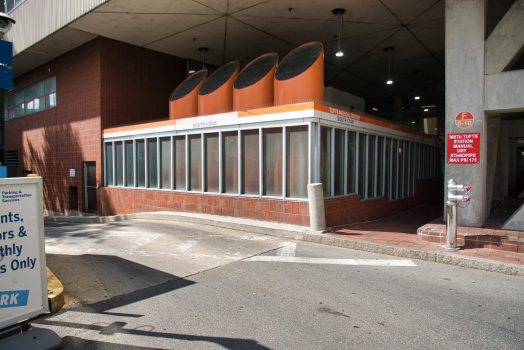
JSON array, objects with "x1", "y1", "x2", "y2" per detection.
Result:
[
  {"x1": 447, "y1": 133, "x2": 480, "y2": 164},
  {"x1": 0, "y1": 177, "x2": 48, "y2": 329}
]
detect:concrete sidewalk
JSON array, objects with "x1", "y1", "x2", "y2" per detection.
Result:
[{"x1": 45, "y1": 203, "x2": 524, "y2": 276}]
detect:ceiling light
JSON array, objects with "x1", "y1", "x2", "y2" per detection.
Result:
[
  {"x1": 333, "y1": 8, "x2": 345, "y2": 58},
  {"x1": 415, "y1": 96, "x2": 420, "y2": 100},
  {"x1": 188, "y1": 70, "x2": 195, "y2": 74},
  {"x1": 199, "y1": 47, "x2": 209, "y2": 69},
  {"x1": 372, "y1": 107, "x2": 377, "y2": 111},
  {"x1": 414, "y1": 69, "x2": 421, "y2": 100},
  {"x1": 412, "y1": 121, "x2": 415, "y2": 124},
  {"x1": 385, "y1": 47, "x2": 394, "y2": 85},
  {"x1": 424, "y1": 108, "x2": 429, "y2": 112}
]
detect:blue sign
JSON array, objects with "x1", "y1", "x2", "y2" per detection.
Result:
[
  {"x1": 0, "y1": 290, "x2": 29, "y2": 308},
  {"x1": 0, "y1": 40, "x2": 13, "y2": 65}
]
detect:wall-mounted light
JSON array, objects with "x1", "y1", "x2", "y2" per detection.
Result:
[
  {"x1": 332, "y1": 8, "x2": 345, "y2": 57},
  {"x1": 414, "y1": 69, "x2": 421, "y2": 100},
  {"x1": 199, "y1": 47, "x2": 209, "y2": 69},
  {"x1": 385, "y1": 47, "x2": 394, "y2": 85}
]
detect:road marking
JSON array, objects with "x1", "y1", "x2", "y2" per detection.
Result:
[
  {"x1": 175, "y1": 240, "x2": 197, "y2": 253},
  {"x1": 244, "y1": 256, "x2": 417, "y2": 266},
  {"x1": 277, "y1": 243, "x2": 297, "y2": 257}
]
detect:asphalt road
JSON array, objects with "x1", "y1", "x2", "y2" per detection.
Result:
[{"x1": 35, "y1": 220, "x2": 524, "y2": 349}]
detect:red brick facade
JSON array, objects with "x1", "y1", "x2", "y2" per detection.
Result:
[
  {"x1": 5, "y1": 37, "x2": 186, "y2": 213},
  {"x1": 101, "y1": 177, "x2": 442, "y2": 227}
]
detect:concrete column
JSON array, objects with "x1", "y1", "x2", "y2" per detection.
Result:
[
  {"x1": 307, "y1": 183, "x2": 326, "y2": 231},
  {"x1": 445, "y1": 0, "x2": 487, "y2": 227},
  {"x1": 393, "y1": 95, "x2": 403, "y2": 124}
]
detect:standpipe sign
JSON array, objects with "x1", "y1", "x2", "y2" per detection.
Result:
[
  {"x1": 447, "y1": 133, "x2": 481, "y2": 164},
  {"x1": 0, "y1": 177, "x2": 48, "y2": 329},
  {"x1": 455, "y1": 111, "x2": 474, "y2": 129}
]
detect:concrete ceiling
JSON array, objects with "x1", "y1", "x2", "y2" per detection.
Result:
[{"x1": 11, "y1": 0, "x2": 515, "y2": 102}]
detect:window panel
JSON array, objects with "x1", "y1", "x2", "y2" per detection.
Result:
[
  {"x1": 334, "y1": 129, "x2": 345, "y2": 196},
  {"x1": 377, "y1": 137, "x2": 384, "y2": 197},
  {"x1": 147, "y1": 138, "x2": 158, "y2": 188},
  {"x1": 105, "y1": 143, "x2": 113, "y2": 186},
  {"x1": 160, "y1": 137, "x2": 171, "y2": 189},
  {"x1": 7, "y1": 94, "x2": 15, "y2": 107},
  {"x1": 115, "y1": 141, "x2": 123, "y2": 186},
  {"x1": 16, "y1": 91, "x2": 24, "y2": 105},
  {"x1": 320, "y1": 126, "x2": 332, "y2": 197},
  {"x1": 263, "y1": 128, "x2": 283, "y2": 197},
  {"x1": 392, "y1": 139, "x2": 398, "y2": 200},
  {"x1": 174, "y1": 136, "x2": 186, "y2": 190},
  {"x1": 45, "y1": 77, "x2": 56, "y2": 93},
  {"x1": 189, "y1": 134, "x2": 202, "y2": 191},
  {"x1": 358, "y1": 133, "x2": 367, "y2": 198},
  {"x1": 136, "y1": 140, "x2": 146, "y2": 188},
  {"x1": 35, "y1": 82, "x2": 45, "y2": 97},
  {"x1": 385, "y1": 139, "x2": 391, "y2": 200},
  {"x1": 46, "y1": 92, "x2": 57, "y2": 108},
  {"x1": 15, "y1": 104, "x2": 24, "y2": 117},
  {"x1": 222, "y1": 131, "x2": 238, "y2": 194},
  {"x1": 125, "y1": 141, "x2": 134, "y2": 187},
  {"x1": 24, "y1": 87, "x2": 33, "y2": 102},
  {"x1": 205, "y1": 133, "x2": 219, "y2": 192},
  {"x1": 286, "y1": 125, "x2": 308, "y2": 198},
  {"x1": 8, "y1": 108, "x2": 15, "y2": 120},
  {"x1": 347, "y1": 131, "x2": 357, "y2": 194},
  {"x1": 25, "y1": 100, "x2": 34, "y2": 115},
  {"x1": 241, "y1": 129, "x2": 259, "y2": 195},
  {"x1": 34, "y1": 97, "x2": 45, "y2": 113},
  {"x1": 368, "y1": 135, "x2": 376, "y2": 198},
  {"x1": 404, "y1": 142, "x2": 410, "y2": 197},
  {"x1": 398, "y1": 141, "x2": 404, "y2": 198}
]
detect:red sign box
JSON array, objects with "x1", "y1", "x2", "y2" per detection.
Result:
[
  {"x1": 455, "y1": 111, "x2": 474, "y2": 129},
  {"x1": 447, "y1": 133, "x2": 480, "y2": 164}
]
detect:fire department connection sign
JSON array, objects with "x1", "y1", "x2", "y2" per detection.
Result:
[
  {"x1": 447, "y1": 133, "x2": 481, "y2": 164},
  {"x1": 0, "y1": 177, "x2": 48, "y2": 329},
  {"x1": 455, "y1": 111, "x2": 474, "y2": 129}
]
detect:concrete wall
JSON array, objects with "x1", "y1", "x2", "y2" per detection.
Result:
[{"x1": 324, "y1": 87, "x2": 365, "y2": 113}]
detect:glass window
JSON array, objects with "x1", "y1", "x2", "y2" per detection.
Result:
[
  {"x1": 392, "y1": 139, "x2": 398, "y2": 200},
  {"x1": 46, "y1": 93, "x2": 57, "y2": 108},
  {"x1": 7, "y1": 94, "x2": 15, "y2": 107},
  {"x1": 136, "y1": 139, "x2": 146, "y2": 188},
  {"x1": 334, "y1": 129, "x2": 345, "y2": 196},
  {"x1": 377, "y1": 137, "x2": 384, "y2": 197},
  {"x1": 368, "y1": 135, "x2": 376, "y2": 198},
  {"x1": 115, "y1": 141, "x2": 123, "y2": 186},
  {"x1": 404, "y1": 142, "x2": 410, "y2": 197},
  {"x1": 223, "y1": 131, "x2": 238, "y2": 194},
  {"x1": 25, "y1": 100, "x2": 34, "y2": 115},
  {"x1": 358, "y1": 133, "x2": 367, "y2": 198},
  {"x1": 147, "y1": 138, "x2": 158, "y2": 188},
  {"x1": 105, "y1": 143, "x2": 113, "y2": 186},
  {"x1": 125, "y1": 140, "x2": 134, "y2": 187},
  {"x1": 263, "y1": 128, "x2": 283, "y2": 197},
  {"x1": 205, "y1": 133, "x2": 219, "y2": 192},
  {"x1": 189, "y1": 134, "x2": 202, "y2": 191},
  {"x1": 34, "y1": 97, "x2": 45, "y2": 113},
  {"x1": 35, "y1": 82, "x2": 45, "y2": 97},
  {"x1": 174, "y1": 136, "x2": 186, "y2": 190},
  {"x1": 320, "y1": 126, "x2": 332, "y2": 197},
  {"x1": 160, "y1": 137, "x2": 171, "y2": 189},
  {"x1": 287, "y1": 125, "x2": 308, "y2": 198},
  {"x1": 347, "y1": 131, "x2": 357, "y2": 194},
  {"x1": 16, "y1": 91, "x2": 24, "y2": 105},
  {"x1": 8, "y1": 108, "x2": 15, "y2": 120},
  {"x1": 398, "y1": 141, "x2": 405, "y2": 198},
  {"x1": 15, "y1": 104, "x2": 24, "y2": 117},
  {"x1": 45, "y1": 77, "x2": 56, "y2": 93},
  {"x1": 242, "y1": 129, "x2": 259, "y2": 195},
  {"x1": 24, "y1": 87, "x2": 33, "y2": 102},
  {"x1": 385, "y1": 139, "x2": 391, "y2": 200}
]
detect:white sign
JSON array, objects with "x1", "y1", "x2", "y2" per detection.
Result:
[
  {"x1": 70, "y1": 169, "x2": 75, "y2": 177},
  {"x1": 0, "y1": 177, "x2": 48, "y2": 329}
]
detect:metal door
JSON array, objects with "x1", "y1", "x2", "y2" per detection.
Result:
[{"x1": 84, "y1": 162, "x2": 97, "y2": 213}]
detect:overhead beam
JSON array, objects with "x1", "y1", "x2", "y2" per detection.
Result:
[
  {"x1": 484, "y1": 70, "x2": 524, "y2": 113},
  {"x1": 485, "y1": 0, "x2": 524, "y2": 75}
]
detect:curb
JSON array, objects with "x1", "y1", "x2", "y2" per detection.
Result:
[
  {"x1": 45, "y1": 212, "x2": 524, "y2": 277},
  {"x1": 46, "y1": 266, "x2": 64, "y2": 312}
]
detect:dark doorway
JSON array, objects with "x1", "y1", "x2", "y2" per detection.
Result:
[
  {"x1": 69, "y1": 186, "x2": 78, "y2": 210},
  {"x1": 84, "y1": 162, "x2": 97, "y2": 213},
  {"x1": 517, "y1": 147, "x2": 524, "y2": 195}
]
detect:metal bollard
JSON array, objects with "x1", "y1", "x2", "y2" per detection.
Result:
[{"x1": 444, "y1": 179, "x2": 471, "y2": 250}]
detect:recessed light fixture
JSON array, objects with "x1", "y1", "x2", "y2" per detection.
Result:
[
  {"x1": 412, "y1": 121, "x2": 415, "y2": 124},
  {"x1": 333, "y1": 8, "x2": 345, "y2": 57},
  {"x1": 385, "y1": 47, "x2": 394, "y2": 85},
  {"x1": 424, "y1": 108, "x2": 429, "y2": 112},
  {"x1": 414, "y1": 69, "x2": 421, "y2": 100},
  {"x1": 188, "y1": 70, "x2": 195, "y2": 74},
  {"x1": 372, "y1": 107, "x2": 378, "y2": 111},
  {"x1": 415, "y1": 96, "x2": 420, "y2": 100}
]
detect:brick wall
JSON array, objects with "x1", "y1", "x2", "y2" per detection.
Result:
[
  {"x1": 101, "y1": 177, "x2": 442, "y2": 227},
  {"x1": 5, "y1": 37, "x2": 187, "y2": 214}
]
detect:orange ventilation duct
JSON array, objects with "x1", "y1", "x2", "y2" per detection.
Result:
[
  {"x1": 198, "y1": 62, "x2": 239, "y2": 116},
  {"x1": 169, "y1": 69, "x2": 208, "y2": 120},
  {"x1": 233, "y1": 53, "x2": 278, "y2": 111},
  {"x1": 274, "y1": 42, "x2": 324, "y2": 105}
]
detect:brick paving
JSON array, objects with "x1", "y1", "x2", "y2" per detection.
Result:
[{"x1": 332, "y1": 200, "x2": 524, "y2": 266}]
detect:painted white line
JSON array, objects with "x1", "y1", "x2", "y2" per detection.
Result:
[
  {"x1": 175, "y1": 240, "x2": 197, "y2": 253},
  {"x1": 244, "y1": 256, "x2": 417, "y2": 266},
  {"x1": 277, "y1": 243, "x2": 297, "y2": 257}
]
